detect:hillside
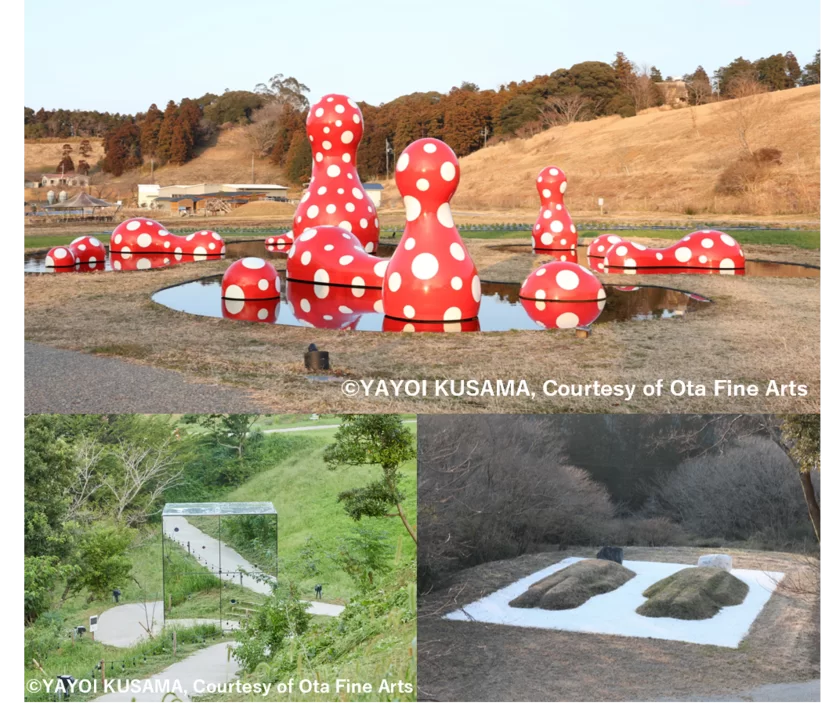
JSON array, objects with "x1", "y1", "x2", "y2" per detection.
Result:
[
  {"x1": 385, "y1": 85, "x2": 820, "y2": 218},
  {"x1": 24, "y1": 137, "x2": 105, "y2": 175}
]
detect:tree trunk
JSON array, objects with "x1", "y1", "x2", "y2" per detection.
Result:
[
  {"x1": 395, "y1": 502, "x2": 418, "y2": 545},
  {"x1": 798, "y1": 469, "x2": 820, "y2": 542}
]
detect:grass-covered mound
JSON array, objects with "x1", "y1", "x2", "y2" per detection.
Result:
[
  {"x1": 637, "y1": 567, "x2": 749, "y2": 620},
  {"x1": 510, "y1": 559, "x2": 635, "y2": 610}
]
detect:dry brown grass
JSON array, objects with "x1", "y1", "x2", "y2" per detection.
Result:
[
  {"x1": 381, "y1": 85, "x2": 820, "y2": 218},
  {"x1": 510, "y1": 559, "x2": 635, "y2": 610},
  {"x1": 418, "y1": 546, "x2": 819, "y2": 701},
  {"x1": 23, "y1": 237, "x2": 819, "y2": 414},
  {"x1": 24, "y1": 138, "x2": 106, "y2": 175}
]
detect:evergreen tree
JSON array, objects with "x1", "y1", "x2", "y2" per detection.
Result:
[
  {"x1": 156, "y1": 100, "x2": 179, "y2": 163},
  {"x1": 284, "y1": 130, "x2": 312, "y2": 184},
  {"x1": 650, "y1": 66, "x2": 663, "y2": 83},
  {"x1": 785, "y1": 51, "x2": 802, "y2": 87},
  {"x1": 802, "y1": 50, "x2": 820, "y2": 85},
  {"x1": 140, "y1": 103, "x2": 164, "y2": 158}
]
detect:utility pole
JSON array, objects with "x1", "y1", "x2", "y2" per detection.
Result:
[
  {"x1": 385, "y1": 138, "x2": 392, "y2": 180},
  {"x1": 251, "y1": 152, "x2": 256, "y2": 183},
  {"x1": 483, "y1": 126, "x2": 489, "y2": 148},
  {"x1": 151, "y1": 158, "x2": 155, "y2": 183}
]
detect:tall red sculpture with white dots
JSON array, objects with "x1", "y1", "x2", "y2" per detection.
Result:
[
  {"x1": 383, "y1": 138, "x2": 480, "y2": 325},
  {"x1": 531, "y1": 166, "x2": 577, "y2": 255},
  {"x1": 292, "y1": 94, "x2": 380, "y2": 253}
]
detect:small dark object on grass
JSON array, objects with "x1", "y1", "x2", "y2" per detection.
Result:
[
  {"x1": 597, "y1": 546, "x2": 624, "y2": 564},
  {"x1": 304, "y1": 345, "x2": 329, "y2": 371}
]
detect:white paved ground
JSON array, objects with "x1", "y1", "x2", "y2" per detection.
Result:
[{"x1": 94, "y1": 642, "x2": 239, "y2": 702}]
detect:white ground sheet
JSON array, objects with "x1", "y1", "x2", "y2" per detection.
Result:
[{"x1": 444, "y1": 557, "x2": 784, "y2": 648}]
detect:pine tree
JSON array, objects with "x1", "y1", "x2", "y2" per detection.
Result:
[
  {"x1": 156, "y1": 100, "x2": 179, "y2": 163},
  {"x1": 140, "y1": 103, "x2": 164, "y2": 158},
  {"x1": 168, "y1": 117, "x2": 192, "y2": 165},
  {"x1": 802, "y1": 50, "x2": 820, "y2": 85},
  {"x1": 284, "y1": 130, "x2": 312, "y2": 185},
  {"x1": 785, "y1": 51, "x2": 802, "y2": 87},
  {"x1": 650, "y1": 66, "x2": 663, "y2": 83}
]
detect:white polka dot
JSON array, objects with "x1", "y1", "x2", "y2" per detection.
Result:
[
  {"x1": 314, "y1": 283, "x2": 329, "y2": 299},
  {"x1": 126, "y1": 220, "x2": 140, "y2": 231},
  {"x1": 701, "y1": 238, "x2": 715, "y2": 248},
  {"x1": 374, "y1": 260, "x2": 388, "y2": 278},
  {"x1": 471, "y1": 274, "x2": 481, "y2": 302},
  {"x1": 699, "y1": 255, "x2": 708, "y2": 264},
  {"x1": 450, "y1": 243, "x2": 465, "y2": 261},
  {"x1": 543, "y1": 210, "x2": 552, "y2": 219},
  {"x1": 416, "y1": 178, "x2": 430, "y2": 191},
  {"x1": 540, "y1": 232, "x2": 553, "y2": 246},
  {"x1": 224, "y1": 284, "x2": 245, "y2": 300},
  {"x1": 549, "y1": 168, "x2": 559, "y2": 176},
  {"x1": 275, "y1": 276, "x2": 281, "y2": 291},
  {"x1": 113, "y1": 234, "x2": 122, "y2": 244},
  {"x1": 536, "y1": 268, "x2": 546, "y2": 276},
  {"x1": 542, "y1": 189, "x2": 551, "y2": 198},
  {"x1": 339, "y1": 255, "x2": 354, "y2": 266},
  {"x1": 339, "y1": 220, "x2": 352, "y2": 231},
  {"x1": 550, "y1": 220, "x2": 563, "y2": 233},
  {"x1": 451, "y1": 276, "x2": 463, "y2": 290},
  {"x1": 556, "y1": 269, "x2": 580, "y2": 290},
  {"x1": 396, "y1": 153, "x2": 409, "y2": 171},
  {"x1": 242, "y1": 257, "x2": 266, "y2": 269},
  {"x1": 194, "y1": 246, "x2": 207, "y2": 257},
  {"x1": 338, "y1": 305, "x2": 353, "y2": 314},
  {"x1": 301, "y1": 251, "x2": 312, "y2": 265},
  {"x1": 411, "y1": 253, "x2": 439, "y2": 280},
  {"x1": 257, "y1": 308, "x2": 269, "y2": 320},
  {"x1": 137, "y1": 233, "x2": 152, "y2": 247},
  {"x1": 315, "y1": 152, "x2": 324, "y2": 162},
  {"x1": 404, "y1": 305, "x2": 416, "y2": 319},
  {"x1": 388, "y1": 272, "x2": 402, "y2": 292},
  {"x1": 335, "y1": 104, "x2": 345, "y2": 113},
  {"x1": 314, "y1": 268, "x2": 330, "y2": 284},
  {"x1": 556, "y1": 312, "x2": 579, "y2": 328},
  {"x1": 535, "y1": 289, "x2": 546, "y2": 299},
  {"x1": 443, "y1": 306, "x2": 461, "y2": 320},
  {"x1": 258, "y1": 278, "x2": 269, "y2": 290},
  {"x1": 327, "y1": 165, "x2": 341, "y2": 178},
  {"x1": 616, "y1": 246, "x2": 628, "y2": 257},
  {"x1": 560, "y1": 181, "x2": 568, "y2": 193},
  {"x1": 437, "y1": 203, "x2": 454, "y2": 228},
  {"x1": 720, "y1": 258, "x2": 736, "y2": 270},
  {"x1": 353, "y1": 113, "x2": 361, "y2": 124},
  {"x1": 405, "y1": 237, "x2": 416, "y2": 250},
  {"x1": 403, "y1": 323, "x2": 415, "y2": 332},
  {"x1": 299, "y1": 228, "x2": 318, "y2": 242},
  {"x1": 324, "y1": 244, "x2": 334, "y2": 251},
  {"x1": 342, "y1": 152, "x2": 351, "y2": 163},
  {"x1": 341, "y1": 130, "x2": 354, "y2": 144},
  {"x1": 322, "y1": 140, "x2": 332, "y2": 150},
  {"x1": 307, "y1": 205, "x2": 320, "y2": 219},
  {"x1": 675, "y1": 246, "x2": 692, "y2": 263},
  {"x1": 404, "y1": 196, "x2": 421, "y2": 221},
  {"x1": 345, "y1": 202, "x2": 355, "y2": 212},
  {"x1": 300, "y1": 298, "x2": 311, "y2": 312},
  {"x1": 158, "y1": 230, "x2": 168, "y2": 237},
  {"x1": 656, "y1": 253, "x2": 663, "y2": 260},
  {"x1": 352, "y1": 187, "x2": 364, "y2": 200},
  {"x1": 423, "y1": 142, "x2": 437, "y2": 153},
  {"x1": 440, "y1": 161, "x2": 456, "y2": 181},
  {"x1": 365, "y1": 241, "x2": 375, "y2": 252},
  {"x1": 360, "y1": 218, "x2": 369, "y2": 229}
]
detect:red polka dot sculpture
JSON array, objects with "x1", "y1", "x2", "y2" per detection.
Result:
[
  {"x1": 286, "y1": 226, "x2": 388, "y2": 289},
  {"x1": 45, "y1": 246, "x2": 76, "y2": 268},
  {"x1": 603, "y1": 230, "x2": 745, "y2": 273},
  {"x1": 222, "y1": 296, "x2": 281, "y2": 323},
  {"x1": 292, "y1": 94, "x2": 379, "y2": 252},
  {"x1": 69, "y1": 236, "x2": 107, "y2": 264},
  {"x1": 286, "y1": 280, "x2": 383, "y2": 330},
  {"x1": 531, "y1": 167, "x2": 577, "y2": 254},
  {"x1": 222, "y1": 257, "x2": 281, "y2": 301},
  {"x1": 382, "y1": 317, "x2": 481, "y2": 333},
  {"x1": 383, "y1": 138, "x2": 480, "y2": 324},
  {"x1": 110, "y1": 218, "x2": 225, "y2": 257},
  {"x1": 265, "y1": 232, "x2": 295, "y2": 252},
  {"x1": 586, "y1": 234, "x2": 624, "y2": 272},
  {"x1": 519, "y1": 262, "x2": 606, "y2": 329}
]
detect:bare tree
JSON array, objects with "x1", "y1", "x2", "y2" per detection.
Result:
[
  {"x1": 104, "y1": 437, "x2": 183, "y2": 525},
  {"x1": 540, "y1": 94, "x2": 592, "y2": 127},
  {"x1": 246, "y1": 104, "x2": 287, "y2": 157},
  {"x1": 724, "y1": 73, "x2": 770, "y2": 156},
  {"x1": 65, "y1": 437, "x2": 107, "y2": 521},
  {"x1": 254, "y1": 73, "x2": 311, "y2": 111},
  {"x1": 626, "y1": 64, "x2": 655, "y2": 113}
]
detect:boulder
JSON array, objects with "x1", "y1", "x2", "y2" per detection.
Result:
[
  {"x1": 697, "y1": 554, "x2": 733, "y2": 571},
  {"x1": 596, "y1": 546, "x2": 624, "y2": 564}
]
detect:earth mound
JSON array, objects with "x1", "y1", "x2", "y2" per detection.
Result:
[
  {"x1": 510, "y1": 559, "x2": 635, "y2": 610},
  {"x1": 637, "y1": 566, "x2": 749, "y2": 620}
]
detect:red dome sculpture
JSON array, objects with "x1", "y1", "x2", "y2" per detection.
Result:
[
  {"x1": 291, "y1": 94, "x2": 379, "y2": 252},
  {"x1": 110, "y1": 218, "x2": 225, "y2": 256},
  {"x1": 222, "y1": 296, "x2": 281, "y2": 323},
  {"x1": 604, "y1": 230, "x2": 746, "y2": 273},
  {"x1": 286, "y1": 226, "x2": 388, "y2": 289},
  {"x1": 586, "y1": 234, "x2": 623, "y2": 272},
  {"x1": 383, "y1": 138, "x2": 480, "y2": 323},
  {"x1": 382, "y1": 317, "x2": 481, "y2": 333},
  {"x1": 185, "y1": 230, "x2": 226, "y2": 256},
  {"x1": 520, "y1": 261, "x2": 605, "y2": 303},
  {"x1": 266, "y1": 232, "x2": 295, "y2": 251},
  {"x1": 531, "y1": 167, "x2": 577, "y2": 253},
  {"x1": 45, "y1": 246, "x2": 77, "y2": 268},
  {"x1": 286, "y1": 280, "x2": 382, "y2": 330},
  {"x1": 520, "y1": 296, "x2": 605, "y2": 329},
  {"x1": 222, "y1": 258, "x2": 281, "y2": 300},
  {"x1": 69, "y1": 235, "x2": 107, "y2": 264}
]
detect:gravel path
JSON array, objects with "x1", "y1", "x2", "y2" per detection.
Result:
[{"x1": 25, "y1": 342, "x2": 260, "y2": 413}]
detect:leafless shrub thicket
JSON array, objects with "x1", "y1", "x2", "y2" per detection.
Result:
[
  {"x1": 650, "y1": 438, "x2": 817, "y2": 549},
  {"x1": 418, "y1": 416, "x2": 614, "y2": 589},
  {"x1": 540, "y1": 94, "x2": 592, "y2": 127}
]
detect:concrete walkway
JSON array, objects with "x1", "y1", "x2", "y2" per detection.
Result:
[
  {"x1": 165, "y1": 516, "x2": 345, "y2": 616},
  {"x1": 660, "y1": 680, "x2": 820, "y2": 702},
  {"x1": 25, "y1": 342, "x2": 260, "y2": 414},
  {"x1": 94, "y1": 642, "x2": 239, "y2": 702}
]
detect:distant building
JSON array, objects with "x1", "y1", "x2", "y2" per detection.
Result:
[
  {"x1": 41, "y1": 172, "x2": 90, "y2": 188},
  {"x1": 655, "y1": 81, "x2": 689, "y2": 108},
  {"x1": 141, "y1": 182, "x2": 291, "y2": 213},
  {"x1": 363, "y1": 183, "x2": 384, "y2": 208}
]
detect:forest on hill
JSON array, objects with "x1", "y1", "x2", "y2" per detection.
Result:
[{"x1": 24, "y1": 49, "x2": 819, "y2": 184}]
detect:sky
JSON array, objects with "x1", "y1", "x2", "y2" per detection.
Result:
[{"x1": 24, "y1": 0, "x2": 820, "y2": 113}]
